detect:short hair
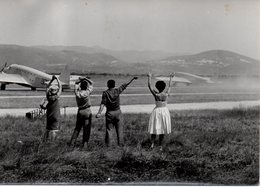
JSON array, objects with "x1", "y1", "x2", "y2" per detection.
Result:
[
  {"x1": 155, "y1": 80, "x2": 166, "y2": 92},
  {"x1": 80, "y1": 80, "x2": 88, "y2": 90},
  {"x1": 107, "y1": 79, "x2": 115, "y2": 88}
]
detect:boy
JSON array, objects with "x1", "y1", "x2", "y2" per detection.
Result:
[
  {"x1": 96, "y1": 77, "x2": 138, "y2": 146},
  {"x1": 69, "y1": 77, "x2": 93, "y2": 149}
]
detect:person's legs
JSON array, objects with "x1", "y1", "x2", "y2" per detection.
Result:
[
  {"x1": 114, "y1": 120, "x2": 122, "y2": 146},
  {"x1": 159, "y1": 134, "x2": 164, "y2": 151},
  {"x1": 159, "y1": 134, "x2": 164, "y2": 145},
  {"x1": 82, "y1": 113, "x2": 92, "y2": 148},
  {"x1": 43, "y1": 129, "x2": 58, "y2": 142},
  {"x1": 42, "y1": 130, "x2": 49, "y2": 142},
  {"x1": 105, "y1": 122, "x2": 112, "y2": 146},
  {"x1": 49, "y1": 130, "x2": 58, "y2": 141},
  {"x1": 69, "y1": 113, "x2": 82, "y2": 147},
  {"x1": 43, "y1": 118, "x2": 50, "y2": 142},
  {"x1": 114, "y1": 111, "x2": 123, "y2": 146},
  {"x1": 105, "y1": 112, "x2": 114, "y2": 146},
  {"x1": 150, "y1": 134, "x2": 156, "y2": 149}
]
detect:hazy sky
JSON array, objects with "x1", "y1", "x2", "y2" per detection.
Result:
[{"x1": 0, "y1": 0, "x2": 259, "y2": 59}]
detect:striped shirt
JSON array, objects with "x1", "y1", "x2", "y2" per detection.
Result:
[{"x1": 75, "y1": 84, "x2": 93, "y2": 109}]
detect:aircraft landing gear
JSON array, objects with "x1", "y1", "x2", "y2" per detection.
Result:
[{"x1": 1, "y1": 84, "x2": 6, "y2": 90}]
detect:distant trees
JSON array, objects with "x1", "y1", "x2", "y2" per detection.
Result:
[{"x1": 69, "y1": 71, "x2": 146, "y2": 77}]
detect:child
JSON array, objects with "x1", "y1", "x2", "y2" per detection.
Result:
[
  {"x1": 42, "y1": 75, "x2": 62, "y2": 142},
  {"x1": 69, "y1": 77, "x2": 93, "y2": 150},
  {"x1": 147, "y1": 72, "x2": 174, "y2": 150},
  {"x1": 96, "y1": 77, "x2": 138, "y2": 146}
]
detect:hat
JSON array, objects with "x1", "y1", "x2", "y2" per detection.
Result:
[{"x1": 49, "y1": 85, "x2": 59, "y2": 94}]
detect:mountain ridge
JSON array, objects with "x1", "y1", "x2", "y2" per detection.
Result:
[
  {"x1": 33, "y1": 45, "x2": 186, "y2": 63},
  {"x1": 0, "y1": 44, "x2": 259, "y2": 76}
]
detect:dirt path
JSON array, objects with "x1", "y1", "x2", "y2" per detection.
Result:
[{"x1": 0, "y1": 100, "x2": 259, "y2": 117}]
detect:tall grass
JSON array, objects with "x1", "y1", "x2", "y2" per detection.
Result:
[{"x1": 0, "y1": 107, "x2": 258, "y2": 184}]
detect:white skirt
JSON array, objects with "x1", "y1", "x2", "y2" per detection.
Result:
[{"x1": 148, "y1": 107, "x2": 171, "y2": 134}]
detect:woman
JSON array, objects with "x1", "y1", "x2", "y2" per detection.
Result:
[
  {"x1": 147, "y1": 72, "x2": 175, "y2": 150},
  {"x1": 42, "y1": 75, "x2": 62, "y2": 142}
]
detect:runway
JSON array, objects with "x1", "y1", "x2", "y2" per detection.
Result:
[
  {"x1": 0, "y1": 91, "x2": 259, "y2": 99},
  {"x1": 0, "y1": 100, "x2": 259, "y2": 117}
]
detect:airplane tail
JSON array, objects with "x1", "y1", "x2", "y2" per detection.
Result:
[{"x1": 59, "y1": 64, "x2": 70, "y2": 85}]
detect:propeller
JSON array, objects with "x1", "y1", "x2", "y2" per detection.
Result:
[{"x1": 0, "y1": 62, "x2": 7, "y2": 72}]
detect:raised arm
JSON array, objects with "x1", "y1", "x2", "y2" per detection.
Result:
[
  {"x1": 147, "y1": 73, "x2": 156, "y2": 96},
  {"x1": 47, "y1": 75, "x2": 55, "y2": 88},
  {"x1": 117, "y1": 76, "x2": 138, "y2": 94},
  {"x1": 85, "y1": 77, "x2": 93, "y2": 85},
  {"x1": 74, "y1": 77, "x2": 93, "y2": 98},
  {"x1": 125, "y1": 76, "x2": 138, "y2": 87},
  {"x1": 85, "y1": 77, "x2": 93, "y2": 93},
  {"x1": 56, "y1": 76, "x2": 62, "y2": 96},
  {"x1": 74, "y1": 78, "x2": 81, "y2": 96},
  {"x1": 166, "y1": 73, "x2": 175, "y2": 95},
  {"x1": 46, "y1": 75, "x2": 56, "y2": 95}
]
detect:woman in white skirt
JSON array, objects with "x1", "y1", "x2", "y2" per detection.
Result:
[{"x1": 147, "y1": 72, "x2": 174, "y2": 150}]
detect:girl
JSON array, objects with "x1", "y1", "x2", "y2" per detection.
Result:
[{"x1": 147, "y1": 72, "x2": 174, "y2": 150}]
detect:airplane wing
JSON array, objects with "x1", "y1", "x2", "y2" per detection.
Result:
[
  {"x1": 156, "y1": 72, "x2": 214, "y2": 85},
  {"x1": 176, "y1": 72, "x2": 214, "y2": 83},
  {"x1": 155, "y1": 76, "x2": 192, "y2": 84},
  {"x1": 0, "y1": 72, "x2": 31, "y2": 85}
]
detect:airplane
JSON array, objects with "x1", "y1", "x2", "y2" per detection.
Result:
[
  {"x1": 156, "y1": 76, "x2": 192, "y2": 85},
  {"x1": 0, "y1": 62, "x2": 215, "y2": 90},
  {"x1": 0, "y1": 63, "x2": 70, "y2": 90},
  {"x1": 176, "y1": 72, "x2": 214, "y2": 83},
  {"x1": 155, "y1": 72, "x2": 214, "y2": 85}
]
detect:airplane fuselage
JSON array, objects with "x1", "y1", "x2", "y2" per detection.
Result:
[{"x1": 4, "y1": 64, "x2": 52, "y2": 88}]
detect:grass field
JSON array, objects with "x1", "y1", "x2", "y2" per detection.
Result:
[{"x1": 0, "y1": 107, "x2": 258, "y2": 184}]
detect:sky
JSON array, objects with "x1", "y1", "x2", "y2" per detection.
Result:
[{"x1": 0, "y1": 0, "x2": 259, "y2": 59}]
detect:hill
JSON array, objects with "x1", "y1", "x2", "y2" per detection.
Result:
[
  {"x1": 0, "y1": 45, "x2": 259, "y2": 76},
  {"x1": 34, "y1": 45, "x2": 178, "y2": 63},
  {"x1": 0, "y1": 45, "x2": 126, "y2": 74},
  {"x1": 155, "y1": 50, "x2": 260, "y2": 76}
]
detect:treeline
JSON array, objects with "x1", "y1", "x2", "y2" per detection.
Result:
[
  {"x1": 46, "y1": 70, "x2": 146, "y2": 77},
  {"x1": 70, "y1": 72, "x2": 146, "y2": 77},
  {"x1": 47, "y1": 69, "x2": 260, "y2": 78}
]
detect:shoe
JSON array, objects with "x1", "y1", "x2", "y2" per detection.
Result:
[
  {"x1": 79, "y1": 142, "x2": 89, "y2": 151},
  {"x1": 79, "y1": 143, "x2": 84, "y2": 151}
]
